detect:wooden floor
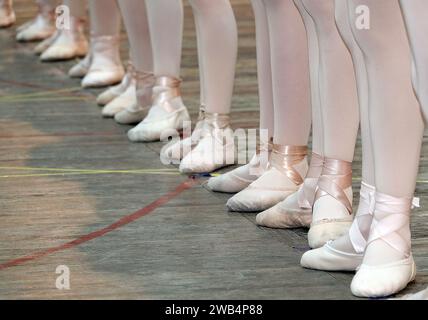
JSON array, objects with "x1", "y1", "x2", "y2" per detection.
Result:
[{"x1": 0, "y1": 0, "x2": 427, "y2": 300}]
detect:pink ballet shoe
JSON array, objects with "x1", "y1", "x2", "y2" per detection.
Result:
[
  {"x1": 308, "y1": 157, "x2": 354, "y2": 248},
  {"x1": 256, "y1": 152, "x2": 323, "y2": 228},
  {"x1": 351, "y1": 192, "x2": 419, "y2": 298},
  {"x1": 81, "y1": 35, "x2": 124, "y2": 88},
  {"x1": 227, "y1": 144, "x2": 308, "y2": 212}
]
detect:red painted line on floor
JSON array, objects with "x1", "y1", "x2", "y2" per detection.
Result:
[{"x1": 0, "y1": 178, "x2": 198, "y2": 271}]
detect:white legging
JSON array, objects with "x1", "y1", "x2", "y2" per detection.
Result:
[
  {"x1": 250, "y1": 0, "x2": 311, "y2": 146},
  {"x1": 36, "y1": 0, "x2": 57, "y2": 9},
  {"x1": 399, "y1": 0, "x2": 428, "y2": 122},
  {"x1": 145, "y1": 0, "x2": 183, "y2": 78},
  {"x1": 342, "y1": 0, "x2": 424, "y2": 198},
  {"x1": 334, "y1": 0, "x2": 374, "y2": 186},
  {"x1": 188, "y1": 0, "x2": 238, "y2": 115},
  {"x1": 89, "y1": 0, "x2": 121, "y2": 38},
  {"x1": 295, "y1": 0, "x2": 360, "y2": 162},
  {"x1": 62, "y1": 0, "x2": 86, "y2": 18},
  {"x1": 117, "y1": 0, "x2": 152, "y2": 72}
]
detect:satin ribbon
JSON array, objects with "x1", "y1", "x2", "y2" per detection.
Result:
[
  {"x1": 315, "y1": 157, "x2": 353, "y2": 214},
  {"x1": 368, "y1": 192, "x2": 419, "y2": 257},
  {"x1": 91, "y1": 35, "x2": 120, "y2": 45},
  {"x1": 204, "y1": 111, "x2": 230, "y2": 130},
  {"x1": 126, "y1": 62, "x2": 138, "y2": 79},
  {"x1": 349, "y1": 182, "x2": 376, "y2": 254},
  {"x1": 270, "y1": 144, "x2": 308, "y2": 186},
  {"x1": 297, "y1": 152, "x2": 324, "y2": 209},
  {"x1": 256, "y1": 137, "x2": 273, "y2": 155},
  {"x1": 152, "y1": 76, "x2": 182, "y2": 113}
]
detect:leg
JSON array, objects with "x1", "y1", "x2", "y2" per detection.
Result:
[
  {"x1": 207, "y1": 0, "x2": 275, "y2": 192},
  {"x1": 256, "y1": 0, "x2": 324, "y2": 229},
  {"x1": 0, "y1": 0, "x2": 15, "y2": 28},
  {"x1": 178, "y1": 0, "x2": 238, "y2": 173},
  {"x1": 80, "y1": 0, "x2": 124, "y2": 88},
  {"x1": 301, "y1": 0, "x2": 376, "y2": 270},
  {"x1": 145, "y1": 0, "x2": 183, "y2": 78},
  {"x1": 112, "y1": 0, "x2": 156, "y2": 123},
  {"x1": 128, "y1": 0, "x2": 190, "y2": 143},
  {"x1": 16, "y1": 0, "x2": 57, "y2": 41},
  {"x1": 348, "y1": 0, "x2": 424, "y2": 298},
  {"x1": 297, "y1": 0, "x2": 359, "y2": 248},
  {"x1": 227, "y1": 0, "x2": 311, "y2": 213},
  {"x1": 39, "y1": 0, "x2": 88, "y2": 62},
  {"x1": 400, "y1": 0, "x2": 428, "y2": 120},
  {"x1": 187, "y1": 0, "x2": 237, "y2": 115}
]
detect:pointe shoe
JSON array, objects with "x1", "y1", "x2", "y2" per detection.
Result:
[
  {"x1": 34, "y1": 31, "x2": 58, "y2": 55},
  {"x1": 0, "y1": 0, "x2": 15, "y2": 28},
  {"x1": 301, "y1": 182, "x2": 376, "y2": 271},
  {"x1": 81, "y1": 35, "x2": 124, "y2": 88},
  {"x1": 40, "y1": 17, "x2": 88, "y2": 62},
  {"x1": 307, "y1": 157, "x2": 354, "y2": 249},
  {"x1": 96, "y1": 63, "x2": 135, "y2": 106},
  {"x1": 102, "y1": 83, "x2": 137, "y2": 118},
  {"x1": 114, "y1": 71, "x2": 156, "y2": 124},
  {"x1": 16, "y1": 6, "x2": 54, "y2": 41},
  {"x1": 127, "y1": 76, "x2": 190, "y2": 142},
  {"x1": 226, "y1": 144, "x2": 308, "y2": 212},
  {"x1": 256, "y1": 152, "x2": 323, "y2": 229},
  {"x1": 68, "y1": 53, "x2": 92, "y2": 78},
  {"x1": 206, "y1": 140, "x2": 272, "y2": 193},
  {"x1": 351, "y1": 193, "x2": 419, "y2": 298},
  {"x1": 179, "y1": 112, "x2": 236, "y2": 174}
]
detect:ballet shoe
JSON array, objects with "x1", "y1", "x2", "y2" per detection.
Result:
[
  {"x1": 350, "y1": 192, "x2": 419, "y2": 298},
  {"x1": 256, "y1": 192, "x2": 313, "y2": 229},
  {"x1": 300, "y1": 241, "x2": 363, "y2": 271},
  {"x1": 34, "y1": 31, "x2": 58, "y2": 55},
  {"x1": 81, "y1": 35, "x2": 124, "y2": 88},
  {"x1": 300, "y1": 182, "x2": 376, "y2": 271},
  {"x1": 308, "y1": 157, "x2": 354, "y2": 249},
  {"x1": 226, "y1": 144, "x2": 308, "y2": 212},
  {"x1": 114, "y1": 71, "x2": 156, "y2": 124},
  {"x1": 102, "y1": 83, "x2": 136, "y2": 118},
  {"x1": 206, "y1": 141, "x2": 272, "y2": 193},
  {"x1": 179, "y1": 112, "x2": 236, "y2": 174},
  {"x1": 96, "y1": 63, "x2": 135, "y2": 106},
  {"x1": 68, "y1": 53, "x2": 91, "y2": 78},
  {"x1": 40, "y1": 17, "x2": 88, "y2": 62},
  {"x1": 16, "y1": 7, "x2": 54, "y2": 41},
  {"x1": 161, "y1": 107, "x2": 207, "y2": 163},
  {"x1": 351, "y1": 257, "x2": 416, "y2": 298},
  {"x1": 127, "y1": 76, "x2": 190, "y2": 143},
  {"x1": 256, "y1": 152, "x2": 324, "y2": 228},
  {"x1": 0, "y1": 0, "x2": 15, "y2": 28}
]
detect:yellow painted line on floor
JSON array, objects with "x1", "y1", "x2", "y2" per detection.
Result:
[
  {"x1": 0, "y1": 171, "x2": 180, "y2": 178},
  {"x1": 0, "y1": 97, "x2": 88, "y2": 103},
  {"x1": 0, "y1": 166, "x2": 178, "y2": 174}
]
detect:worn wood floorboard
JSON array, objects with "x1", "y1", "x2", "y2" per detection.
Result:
[{"x1": 0, "y1": 0, "x2": 426, "y2": 299}]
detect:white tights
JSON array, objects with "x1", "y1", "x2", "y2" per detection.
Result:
[
  {"x1": 188, "y1": 0, "x2": 237, "y2": 115},
  {"x1": 250, "y1": 0, "x2": 311, "y2": 146},
  {"x1": 145, "y1": 0, "x2": 183, "y2": 78},
  {"x1": 117, "y1": 0, "x2": 152, "y2": 72}
]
